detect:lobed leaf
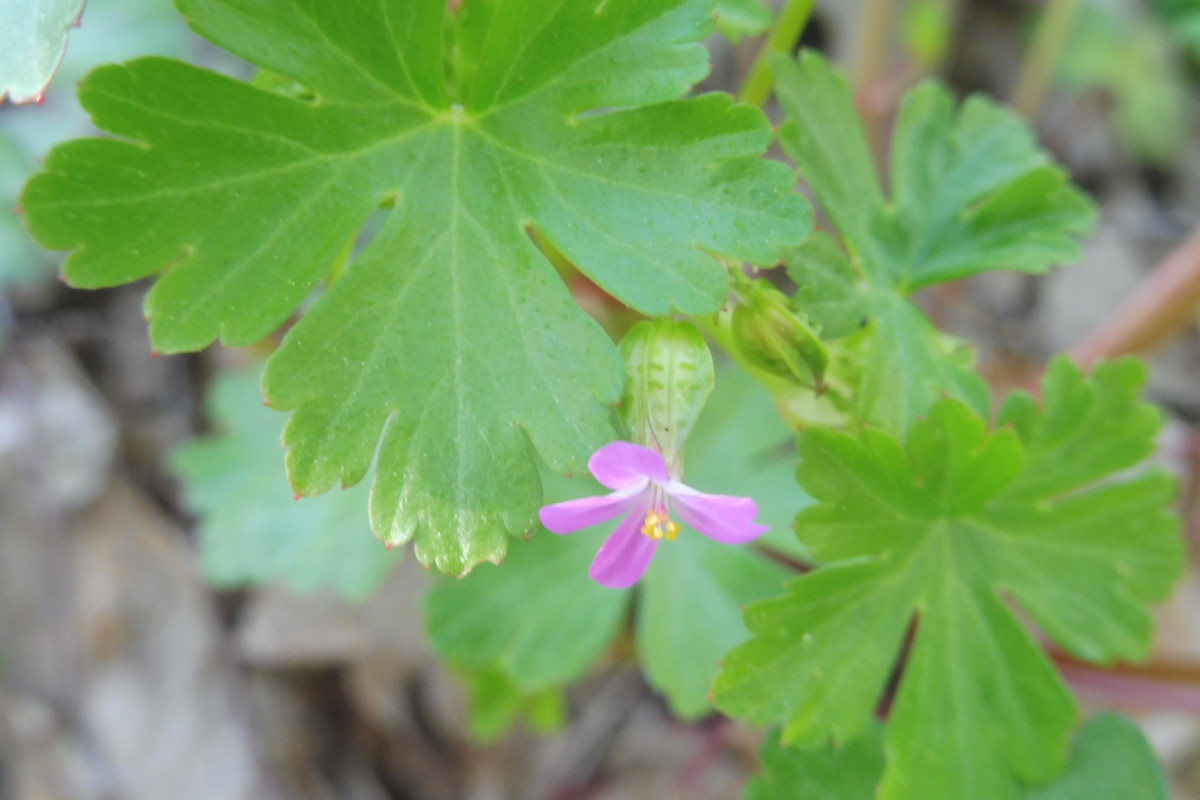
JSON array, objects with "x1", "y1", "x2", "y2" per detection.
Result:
[
  {"x1": 22, "y1": 0, "x2": 811, "y2": 575},
  {"x1": 777, "y1": 51, "x2": 1094, "y2": 293},
  {"x1": 714, "y1": 358, "x2": 1183, "y2": 800},
  {"x1": 776, "y1": 51, "x2": 1093, "y2": 436},
  {"x1": 422, "y1": 511, "x2": 630, "y2": 691},
  {"x1": 1030, "y1": 713, "x2": 1168, "y2": 800},
  {"x1": 745, "y1": 724, "x2": 885, "y2": 800},
  {"x1": 464, "y1": 667, "x2": 567, "y2": 741},
  {"x1": 745, "y1": 714, "x2": 1167, "y2": 800},
  {"x1": 171, "y1": 367, "x2": 400, "y2": 601},
  {"x1": 715, "y1": 0, "x2": 771, "y2": 42},
  {"x1": 0, "y1": 0, "x2": 85, "y2": 104}
]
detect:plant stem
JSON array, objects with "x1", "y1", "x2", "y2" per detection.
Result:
[
  {"x1": 1054, "y1": 648, "x2": 1200, "y2": 713},
  {"x1": 737, "y1": 0, "x2": 817, "y2": 107},
  {"x1": 851, "y1": 0, "x2": 895, "y2": 97},
  {"x1": 1068, "y1": 229, "x2": 1200, "y2": 368},
  {"x1": 1011, "y1": 0, "x2": 1083, "y2": 119},
  {"x1": 851, "y1": 0, "x2": 897, "y2": 170}
]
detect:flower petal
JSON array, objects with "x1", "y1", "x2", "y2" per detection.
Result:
[
  {"x1": 588, "y1": 441, "x2": 669, "y2": 490},
  {"x1": 539, "y1": 488, "x2": 642, "y2": 534},
  {"x1": 668, "y1": 482, "x2": 768, "y2": 544},
  {"x1": 588, "y1": 504, "x2": 657, "y2": 588}
]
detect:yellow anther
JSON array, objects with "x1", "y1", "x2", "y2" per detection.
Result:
[{"x1": 641, "y1": 511, "x2": 679, "y2": 542}]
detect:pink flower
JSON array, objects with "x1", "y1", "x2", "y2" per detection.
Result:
[{"x1": 538, "y1": 441, "x2": 769, "y2": 589}]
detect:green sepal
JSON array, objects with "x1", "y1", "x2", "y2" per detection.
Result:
[
  {"x1": 731, "y1": 277, "x2": 829, "y2": 390},
  {"x1": 619, "y1": 318, "x2": 715, "y2": 468}
]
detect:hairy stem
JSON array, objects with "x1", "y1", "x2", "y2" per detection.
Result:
[
  {"x1": 737, "y1": 0, "x2": 817, "y2": 107},
  {"x1": 1011, "y1": 0, "x2": 1083, "y2": 119}
]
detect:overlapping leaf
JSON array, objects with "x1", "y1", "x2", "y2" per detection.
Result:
[
  {"x1": 463, "y1": 667, "x2": 566, "y2": 741},
  {"x1": 423, "y1": 506, "x2": 631, "y2": 691},
  {"x1": 1030, "y1": 713, "x2": 1168, "y2": 800},
  {"x1": 745, "y1": 724, "x2": 885, "y2": 800},
  {"x1": 426, "y1": 367, "x2": 804, "y2": 716},
  {"x1": 715, "y1": 0, "x2": 770, "y2": 42},
  {"x1": 0, "y1": 0, "x2": 85, "y2": 104},
  {"x1": 778, "y1": 52, "x2": 1093, "y2": 434},
  {"x1": 172, "y1": 367, "x2": 400, "y2": 601},
  {"x1": 746, "y1": 714, "x2": 1167, "y2": 800},
  {"x1": 714, "y1": 357, "x2": 1183, "y2": 800},
  {"x1": 21, "y1": 0, "x2": 810, "y2": 575}
]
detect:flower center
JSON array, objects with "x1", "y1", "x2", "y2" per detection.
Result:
[{"x1": 641, "y1": 509, "x2": 679, "y2": 541}]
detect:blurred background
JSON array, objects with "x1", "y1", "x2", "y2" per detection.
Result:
[{"x1": 2, "y1": 0, "x2": 1200, "y2": 797}]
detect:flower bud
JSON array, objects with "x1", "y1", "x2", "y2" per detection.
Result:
[
  {"x1": 731, "y1": 278, "x2": 828, "y2": 390},
  {"x1": 618, "y1": 319, "x2": 714, "y2": 470}
]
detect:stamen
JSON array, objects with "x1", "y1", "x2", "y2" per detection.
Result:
[{"x1": 641, "y1": 509, "x2": 680, "y2": 541}]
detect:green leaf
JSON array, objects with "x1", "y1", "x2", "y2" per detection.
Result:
[
  {"x1": 0, "y1": 0, "x2": 85, "y2": 104},
  {"x1": 714, "y1": 358, "x2": 1184, "y2": 800},
  {"x1": 774, "y1": 51, "x2": 1093, "y2": 436},
  {"x1": 426, "y1": 365, "x2": 810, "y2": 715},
  {"x1": 0, "y1": 135, "x2": 44, "y2": 286},
  {"x1": 1030, "y1": 713, "x2": 1168, "y2": 800},
  {"x1": 854, "y1": 291, "x2": 990, "y2": 435},
  {"x1": 22, "y1": 0, "x2": 812, "y2": 576},
  {"x1": 777, "y1": 51, "x2": 1094, "y2": 292},
  {"x1": 996, "y1": 357, "x2": 1162, "y2": 503},
  {"x1": 423, "y1": 498, "x2": 632, "y2": 691},
  {"x1": 786, "y1": 231, "x2": 866, "y2": 340},
  {"x1": 638, "y1": 532, "x2": 788, "y2": 718},
  {"x1": 900, "y1": 0, "x2": 952, "y2": 68},
  {"x1": 1155, "y1": 0, "x2": 1200, "y2": 60},
  {"x1": 171, "y1": 366, "x2": 401, "y2": 602},
  {"x1": 745, "y1": 714, "x2": 1168, "y2": 800},
  {"x1": 715, "y1": 0, "x2": 771, "y2": 42},
  {"x1": 745, "y1": 724, "x2": 885, "y2": 800},
  {"x1": 636, "y1": 365, "x2": 806, "y2": 716},
  {"x1": 1, "y1": 0, "x2": 197, "y2": 285},
  {"x1": 683, "y1": 364, "x2": 811, "y2": 558},
  {"x1": 464, "y1": 667, "x2": 566, "y2": 741}
]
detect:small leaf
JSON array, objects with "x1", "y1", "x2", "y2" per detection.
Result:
[
  {"x1": 0, "y1": 0, "x2": 85, "y2": 104},
  {"x1": 714, "y1": 359, "x2": 1183, "y2": 800},
  {"x1": 771, "y1": 53, "x2": 883, "y2": 273},
  {"x1": 854, "y1": 291, "x2": 990, "y2": 436},
  {"x1": 171, "y1": 367, "x2": 400, "y2": 602},
  {"x1": 777, "y1": 51, "x2": 1094, "y2": 293},
  {"x1": 744, "y1": 714, "x2": 1168, "y2": 800},
  {"x1": 423, "y1": 504, "x2": 631, "y2": 691},
  {"x1": 637, "y1": 532, "x2": 788, "y2": 718},
  {"x1": 774, "y1": 51, "x2": 1094, "y2": 435},
  {"x1": 715, "y1": 0, "x2": 771, "y2": 42},
  {"x1": 1030, "y1": 713, "x2": 1169, "y2": 800},
  {"x1": 746, "y1": 724, "x2": 885, "y2": 800},
  {"x1": 785, "y1": 231, "x2": 866, "y2": 340},
  {"x1": 464, "y1": 667, "x2": 567, "y2": 741}
]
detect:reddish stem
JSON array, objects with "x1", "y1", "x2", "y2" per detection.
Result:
[
  {"x1": 1053, "y1": 648, "x2": 1200, "y2": 713},
  {"x1": 1068, "y1": 230, "x2": 1200, "y2": 368}
]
